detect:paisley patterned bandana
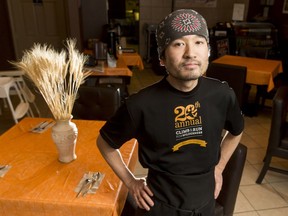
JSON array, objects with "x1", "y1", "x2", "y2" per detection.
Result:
[{"x1": 156, "y1": 9, "x2": 209, "y2": 58}]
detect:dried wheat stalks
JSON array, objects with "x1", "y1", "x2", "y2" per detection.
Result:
[{"x1": 12, "y1": 39, "x2": 91, "y2": 120}]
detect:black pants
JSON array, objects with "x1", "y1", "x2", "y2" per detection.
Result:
[{"x1": 135, "y1": 197, "x2": 215, "y2": 216}]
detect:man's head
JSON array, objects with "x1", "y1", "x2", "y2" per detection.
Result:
[{"x1": 156, "y1": 9, "x2": 209, "y2": 59}]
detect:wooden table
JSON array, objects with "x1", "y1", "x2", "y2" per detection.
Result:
[
  {"x1": 212, "y1": 55, "x2": 283, "y2": 92},
  {"x1": 120, "y1": 52, "x2": 144, "y2": 70},
  {"x1": 0, "y1": 118, "x2": 138, "y2": 216},
  {"x1": 86, "y1": 57, "x2": 133, "y2": 77}
]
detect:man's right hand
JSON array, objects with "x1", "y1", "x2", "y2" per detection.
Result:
[{"x1": 128, "y1": 178, "x2": 154, "y2": 211}]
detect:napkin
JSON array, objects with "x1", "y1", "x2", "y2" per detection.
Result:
[{"x1": 75, "y1": 172, "x2": 105, "y2": 197}]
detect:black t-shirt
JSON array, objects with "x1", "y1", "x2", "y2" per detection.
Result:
[{"x1": 100, "y1": 76, "x2": 244, "y2": 209}]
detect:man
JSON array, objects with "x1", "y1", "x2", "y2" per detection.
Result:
[{"x1": 97, "y1": 9, "x2": 244, "y2": 216}]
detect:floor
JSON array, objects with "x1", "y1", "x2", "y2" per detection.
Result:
[{"x1": 1, "y1": 62, "x2": 288, "y2": 215}]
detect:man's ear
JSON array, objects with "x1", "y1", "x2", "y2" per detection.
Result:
[{"x1": 159, "y1": 58, "x2": 165, "y2": 66}]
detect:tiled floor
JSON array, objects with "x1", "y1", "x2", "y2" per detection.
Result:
[{"x1": 1, "y1": 63, "x2": 288, "y2": 215}]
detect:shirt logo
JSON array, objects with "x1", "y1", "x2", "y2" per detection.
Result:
[{"x1": 173, "y1": 101, "x2": 206, "y2": 151}]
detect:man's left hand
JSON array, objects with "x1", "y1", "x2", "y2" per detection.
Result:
[{"x1": 214, "y1": 166, "x2": 223, "y2": 199}]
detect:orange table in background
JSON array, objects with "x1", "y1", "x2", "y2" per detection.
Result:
[
  {"x1": 120, "y1": 52, "x2": 144, "y2": 70},
  {"x1": 212, "y1": 55, "x2": 283, "y2": 92},
  {"x1": 0, "y1": 118, "x2": 138, "y2": 216},
  {"x1": 86, "y1": 56, "x2": 133, "y2": 77},
  {"x1": 83, "y1": 49, "x2": 144, "y2": 72}
]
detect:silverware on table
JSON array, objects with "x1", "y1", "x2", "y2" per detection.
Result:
[
  {"x1": 30, "y1": 121, "x2": 54, "y2": 133},
  {"x1": 76, "y1": 172, "x2": 100, "y2": 197},
  {"x1": 30, "y1": 121, "x2": 47, "y2": 132},
  {"x1": 81, "y1": 172, "x2": 100, "y2": 197},
  {"x1": 36, "y1": 121, "x2": 54, "y2": 131}
]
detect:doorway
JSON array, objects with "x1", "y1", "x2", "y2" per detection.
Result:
[{"x1": 108, "y1": 0, "x2": 139, "y2": 51}]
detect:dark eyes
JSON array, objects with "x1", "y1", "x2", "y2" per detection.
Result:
[
  {"x1": 196, "y1": 40, "x2": 205, "y2": 45},
  {"x1": 174, "y1": 42, "x2": 185, "y2": 47},
  {"x1": 172, "y1": 40, "x2": 205, "y2": 47}
]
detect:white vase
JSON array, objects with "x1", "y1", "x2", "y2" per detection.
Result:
[{"x1": 51, "y1": 117, "x2": 78, "y2": 163}]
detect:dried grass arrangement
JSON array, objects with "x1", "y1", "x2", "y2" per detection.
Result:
[{"x1": 12, "y1": 39, "x2": 90, "y2": 120}]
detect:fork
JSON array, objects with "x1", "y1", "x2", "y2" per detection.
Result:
[
  {"x1": 82, "y1": 172, "x2": 100, "y2": 197},
  {"x1": 76, "y1": 172, "x2": 93, "y2": 197}
]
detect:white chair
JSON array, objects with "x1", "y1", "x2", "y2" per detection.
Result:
[
  {"x1": 0, "y1": 70, "x2": 40, "y2": 117},
  {"x1": 0, "y1": 77, "x2": 30, "y2": 123}
]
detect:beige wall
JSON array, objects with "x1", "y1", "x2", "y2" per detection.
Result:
[{"x1": 138, "y1": 0, "x2": 249, "y2": 59}]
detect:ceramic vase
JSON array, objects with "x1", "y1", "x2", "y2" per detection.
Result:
[{"x1": 51, "y1": 117, "x2": 78, "y2": 163}]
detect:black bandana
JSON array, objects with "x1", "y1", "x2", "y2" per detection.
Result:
[{"x1": 156, "y1": 9, "x2": 209, "y2": 57}]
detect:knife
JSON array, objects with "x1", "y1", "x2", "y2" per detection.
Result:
[{"x1": 76, "y1": 178, "x2": 91, "y2": 198}]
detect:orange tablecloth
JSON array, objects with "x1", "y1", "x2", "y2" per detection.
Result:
[
  {"x1": 87, "y1": 57, "x2": 133, "y2": 77},
  {"x1": 0, "y1": 118, "x2": 138, "y2": 216},
  {"x1": 212, "y1": 55, "x2": 283, "y2": 92},
  {"x1": 120, "y1": 52, "x2": 144, "y2": 70}
]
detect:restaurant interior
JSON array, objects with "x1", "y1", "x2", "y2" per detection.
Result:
[{"x1": 1, "y1": 0, "x2": 288, "y2": 216}]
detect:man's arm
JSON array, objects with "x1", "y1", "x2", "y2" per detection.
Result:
[
  {"x1": 214, "y1": 131, "x2": 243, "y2": 198},
  {"x1": 96, "y1": 135, "x2": 154, "y2": 210}
]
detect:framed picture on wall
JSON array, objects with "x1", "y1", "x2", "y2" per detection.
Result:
[
  {"x1": 173, "y1": 0, "x2": 217, "y2": 10},
  {"x1": 283, "y1": 0, "x2": 288, "y2": 14}
]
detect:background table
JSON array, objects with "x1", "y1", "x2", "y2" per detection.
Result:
[
  {"x1": 212, "y1": 55, "x2": 283, "y2": 92},
  {"x1": 120, "y1": 52, "x2": 144, "y2": 70},
  {"x1": 0, "y1": 118, "x2": 138, "y2": 216},
  {"x1": 87, "y1": 57, "x2": 133, "y2": 77}
]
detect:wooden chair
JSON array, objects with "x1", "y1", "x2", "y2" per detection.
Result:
[
  {"x1": 72, "y1": 85, "x2": 121, "y2": 121},
  {"x1": 256, "y1": 86, "x2": 288, "y2": 184},
  {"x1": 206, "y1": 62, "x2": 248, "y2": 110}
]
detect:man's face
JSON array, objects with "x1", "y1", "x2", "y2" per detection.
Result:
[{"x1": 160, "y1": 35, "x2": 210, "y2": 81}]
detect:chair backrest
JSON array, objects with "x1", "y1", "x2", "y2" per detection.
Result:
[
  {"x1": 256, "y1": 86, "x2": 288, "y2": 184},
  {"x1": 0, "y1": 70, "x2": 40, "y2": 117},
  {"x1": 72, "y1": 85, "x2": 121, "y2": 121},
  {"x1": 215, "y1": 143, "x2": 247, "y2": 216},
  {"x1": 206, "y1": 63, "x2": 247, "y2": 109},
  {"x1": 268, "y1": 86, "x2": 288, "y2": 150},
  {"x1": 0, "y1": 77, "x2": 30, "y2": 123}
]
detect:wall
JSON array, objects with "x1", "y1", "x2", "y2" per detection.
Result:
[
  {"x1": 81, "y1": 0, "x2": 108, "y2": 46},
  {"x1": 268, "y1": 0, "x2": 288, "y2": 40},
  {"x1": 0, "y1": 1, "x2": 15, "y2": 70},
  {"x1": 138, "y1": 0, "x2": 249, "y2": 59},
  {"x1": 139, "y1": 0, "x2": 172, "y2": 59},
  {"x1": 246, "y1": 0, "x2": 288, "y2": 70},
  {"x1": 269, "y1": 0, "x2": 288, "y2": 70},
  {"x1": 66, "y1": 0, "x2": 82, "y2": 50}
]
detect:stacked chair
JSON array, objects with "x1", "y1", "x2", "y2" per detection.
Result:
[{"x1": 0, "y1": 70, "x2": 40, "y2": 123}]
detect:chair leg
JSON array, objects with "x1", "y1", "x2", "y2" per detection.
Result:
[
  {"x1": 256, "y1": 154, "x2": 272, "y2": 184},
  {"x1": 5, "y1": 97, "x2": 18, "y2": 124}
]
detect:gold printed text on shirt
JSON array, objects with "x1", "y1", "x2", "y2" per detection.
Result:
[{"x1": 172, "y1": 139, "x2": 207, "y2": 152}]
